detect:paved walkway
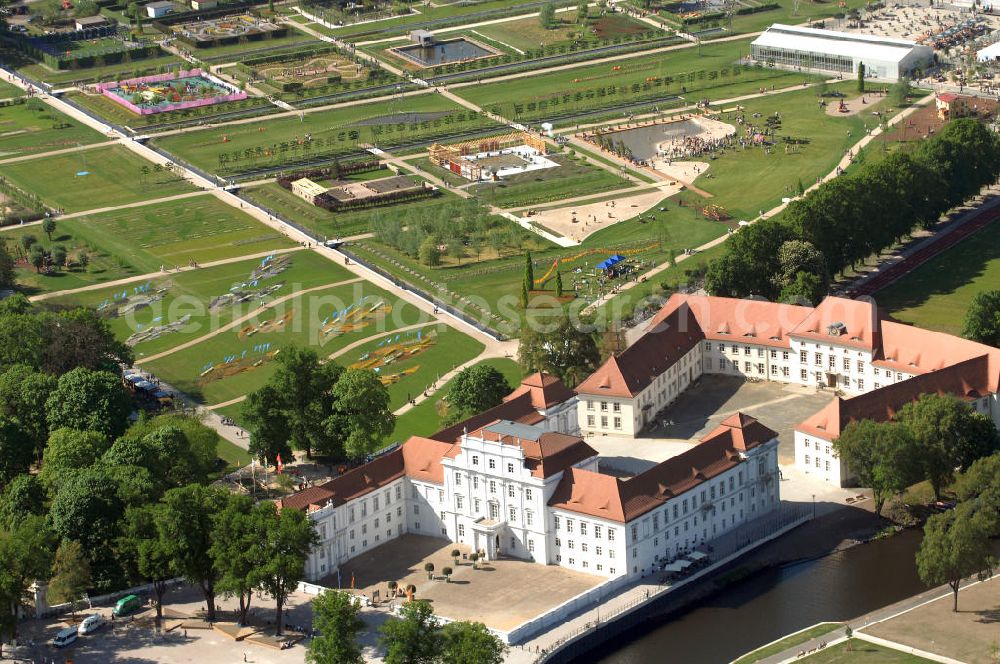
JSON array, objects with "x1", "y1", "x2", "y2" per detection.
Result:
[
  {"x1": 0, "y1": 138, "x2": 118, "y2": 165},
  {"x1": 28, "y1": 246, "x2": 304, "y2": 302}
]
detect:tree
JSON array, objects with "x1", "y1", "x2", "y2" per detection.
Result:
[
  {"x1": 73, "y1": 0, "x2": 97, "y2": 16},
  {"x1": 39, "y1": 428, "x2": 110, "y2": 495},
  {"x1": 121, "y1": 413, "x2": 218, "y2": 483},
  {"x1": 442, "y1": 566, "x2": 452, "y2": 582},
  {"x1": 41, "y1": 307, "x2": 133, "y2": 375},
  {"x1": 210, "y1": 494, "x2": 265, "y2": 626},
  {"x1": 0, "y1": 474, "x2": 46, "y2": 530},
  {"x1": 29, "y1": 245, "x2": 45, "y2": 274},
  {"x1": 419, "y1": 237, "x2": 441, "y2": 267},
  {"x1": 518, "y1": 314, "x2": 599, "y2": 387},
  {"x1": 555, "y1": 270, "x2": 563, "y2": 297},
  {"x1": 962, "y1": 290, "x2": 1000, "y2": 347},
  {"x1": 41, "y1": 217, "x2": 56, "y2": 242},
  {"x1": 524, "y1": 251, "x2": 535, "y2": 287},
  {"x1": 0, "y1": 515, "x2": 55, "y2": 657},
  {"x1": 327, "y1": 369, "x2": 394, "y2": 460},
  {"x1": 440, "y1": 621, "x2": 507, "y2": 664},
  {"x1": 779, "y1": 271, "x2": 825, "y2": 306},
  {"x1": 254, "y1": 503, "x2": 319, "y2": 636},
  {"x1": 899, "y1": 394, "x2": 1000, "y2": 499},
  {"x1": 0, "y1": 417, "x2": 31, "y2": 489},
  {"x1": 156, "y1": 484, "x2": 228, "y2": 621},
  {"x1": 857, "y1": 62, "x2": 865, "y2": 92},
  {"x1": 20, "y1": 234, "x2": 37, "y2": 253},
  {"x1": 307, "y1": 590, "x2": 365, "y2": 664},
  {"x1": 0, "y1": 365, "x2": 58, "y2": 463},
  {"x1": 774, "y1": 240, "x2": 826, "y2": 290},
  {"x1": 48, "y1": 468, "x2": 124, "y2": 591},
  {"x1": 122, "y1": 505, "x2": 175, "y2": 621},
  {"x1": 424, "y1": 562, "x2": 434, "y2": 580},
  {"x1": 538, "y1": 2, "x2": 555, "y2": 28},
  {"x1": 46, "y1": 368, "x2": 132, "y2": 440},
  {"x1": 917, "y1": 504, "x2": 995, "y2": 611},
  {"x1": 890, "y1": 76, "x2": 912, "y2": 105},
  {"x1": 451, "y1": 549, "x2": 461, "y2": 566},
  {"x1": 51, "y1": 245, "x2": 67, "y2": 271},
  {"x1": 379, "y1": 599, "x2": 442, "y2": 664},
  {"x1": 576, "y1": 0, "x2": 589, "y2": 24},
  {"x1": 48, "y1": 540, "x2": 91, "y2": 616},
  {"x1": 833, "y1": 420, "x2": 919, "y2": 516},
  {"x1": 0, "y1": 242, "x2": 12, "y2": 291},
  {"x1": 242, "y1": 384, "x2": 295, "y2": 466},
  {"x1": 446, "y1": 365, "x2": 512, "y2": 422},
  {"x1": 104, "y1": 424, "x2": 207, "y2": 495}
]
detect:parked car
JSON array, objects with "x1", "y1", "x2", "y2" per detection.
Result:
[
  {"x1": 77, "y1": 613, "x2": 106, "y2": 635},
  {"x1": 113, "y1": 594, "x2": 142, "y2": 618},
  {"x1": 51, "y1": 626, "x2": 78, "y2": 648}
]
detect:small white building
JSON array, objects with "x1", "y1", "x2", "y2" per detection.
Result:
[
  {"x1": 145, "y1": 1, "x2": 176, "y2": 18},
  {"x1": 751, "y1": 23, "x2": 933, "y2": 81}
]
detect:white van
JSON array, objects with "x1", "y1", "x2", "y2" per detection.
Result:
[
  {"x1": 78, "y1": 613, "x2": 106, "y2": 635},
  {"x1": 52, "y1": 626, "x2": 78, "y2": 648}
]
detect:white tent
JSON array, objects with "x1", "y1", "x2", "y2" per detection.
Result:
[
  {"x1": 687, "y1": 550, "x2": 708, "y2": 561},
  {"x1": 977, "y1": 41, "x2": 1000, "y2": 62}
]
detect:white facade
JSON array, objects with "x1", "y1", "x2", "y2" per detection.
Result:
[{"x1": 751, "y1": 24, "x2": 933, "y2": 81}]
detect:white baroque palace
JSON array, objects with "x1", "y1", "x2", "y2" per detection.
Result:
[{"x1": 282, "y1": 294, "x2": 1000, "y2": 581}]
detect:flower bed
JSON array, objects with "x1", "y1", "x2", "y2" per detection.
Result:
[{"x1": 96, "y1": 68, "x2": 246, "y2": 116}]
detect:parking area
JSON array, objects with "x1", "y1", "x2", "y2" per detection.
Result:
[{"x1": 333, "y1": 534, "x2": 603, "y2": 632}]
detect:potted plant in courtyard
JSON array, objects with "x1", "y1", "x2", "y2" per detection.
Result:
[
  {"x1": 424, "y1": 562, "x2": 435, "y2": 580},
  {"x1": 469, "y1": 553, "x2": 479, "y2": 569},
  {"x1": 388, "y1": 580, "x2": 398, "y2": 597},
  {"x1": 451, "y1": 548, "x2": 461, "y2": 566},
  {"x1": 443, "y1": 566, "x2": 453, "y2": 583},
  {"x1": 406, "y1": 584, "x2": 416, "y2": 602}
]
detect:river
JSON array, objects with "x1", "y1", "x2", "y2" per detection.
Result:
[{"x1": 588, "y1": 529, "x2": 925, "y2": 664}]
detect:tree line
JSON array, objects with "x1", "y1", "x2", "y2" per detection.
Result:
[{"x1": 706, "y1": 119, "x2": 1000, "y2": 303}]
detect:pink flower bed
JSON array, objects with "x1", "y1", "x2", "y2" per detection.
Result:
[{"x1": 98, "y1": 68, "x2": 247, "y2": 116}]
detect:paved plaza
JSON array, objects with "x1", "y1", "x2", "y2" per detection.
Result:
[{"x1": 334, "y1": 534, "x2": 603, "y2": 632}]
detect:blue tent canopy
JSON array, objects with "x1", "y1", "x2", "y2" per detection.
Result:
[{"x1": 596, "y1": 254, "x2": 626, "y2": 270}]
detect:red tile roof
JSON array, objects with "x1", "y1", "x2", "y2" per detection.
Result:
[
  {"x1": 548, "y1": 413, "x2": 776, "y2": 522},
  {"x1": 278, "y1": 448, "x2": 406, "y2": 512},
  {"x1": 797, "y1": 355, "x2": 993, "y2": 441},
  {"x1": 937, "y1": 92, "x2": 958, "y2": 103},
  {"x1": 789, "y1": 296, "x2": 881, "y2": 350},
  {"x1": 465, "y1": 420, "x2": 598, "y2": 478},
  {"x1": 505, "y1": 372, "x2": 576, "y2": 409}
]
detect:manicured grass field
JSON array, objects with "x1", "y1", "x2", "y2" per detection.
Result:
[
  {"x1": 0, "y1": 100, "x2": 105, "y2": 158},
  {"x1": 3, "y1": 195, "x2": 296, "y2": 292},
  {"x1": 1, "y1": 145, "x2": 196, "y2": 212},
  {"x1": 181, "y1": 27, "x2": 320, "y2": 62},
  {"x1": 43, "y1": 250, "x2": 352, "y2": 358},
  {"x1": 67, "y1": 90, "x2": 272, "y2": 129},
  {"x1": 0, "y1": 79, "x2": 25, "y2": 98},
  {"x1": 325, "y1": 0, "x2": 546, "y2": 39},
  {"x1": 875, "y1": 220, "x2": 1000, "y2": 336},
  {"x1": 143, "y1": 280, "x2": 431, "y2": 404},
  {"x1": 468, "y1": 12, "x2": 649, "y2": 52},
  {"x1": 217, "y1": 437, "x2": 252, "y2": 468},
  {"x1": 385, "y1": 357, "x2": 522, "y2": 443},
  {"x1": 454, "y1": 39, "x2": 816, "y2": 122},
  {"x1": 18, "y1": 54, "x2": 186, "y2": 87},
  {"x1": 798, "y1": 640, "x2": 934, "y2": 663},
  {"x1": 467, "y1": 153, "x2": 630, "y2": 208},
  {"x1": 152, "y1": 93, "x2": 500, "y2": 177}
]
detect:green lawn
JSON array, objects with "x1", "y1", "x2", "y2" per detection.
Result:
[
  {"x1": 142, "y1": 280, "x2": 433, "y2": 404},
  {"x1": 454, "y1": 39, "x2": 816, "y2": 122},
  {"x1": 1, "y1": 145, "x2": 196, "y2": 212},
  {"x1": 799, "y1": 640, "x2": 935, "y2": 663},
  {"x1": 323, "y1": 0, "x2": 549, "y2": 40},
  {"x1": 180, "y1": 27, "x2": 320, "y2": 62},
  {"x1": 18, "y1": 54, "x2": 186, "y2": 87},
  {"x1": 3, "y1": 195, "x2": 297, "y2": 292},
  {"x1": 217, "y1": 437, "x2": 252, "y2": 468},
  {"x1": 152, "y1": 93, "x2": 501, "y2": 177},
  {"x1": 875, "y1": 220, "x2": 1000, "y2": 336},
  {"x1": 467, "y1": 12, "x2": 650, "y2": 52},
  {"x1": 734, "y1": 624, "x2": 841, "y2": 664},
  {"x1": 43, "y1": 250, "x2": 352, "y2": 359},
  {"x1": 0, "y1": 79, "x2": 25, "y2": 99},
  {"x1": 66, "y1": 90, "x2": 272, "y2": 129},
  {"x1": 0, "y1": 101, "x2": 104, "y2": 159},
  {"x1": 466, "y1": 153, "x2": 630, "y2": 208},
  {"x1": 385, "y1": 357, "x2": 522, "y2": 443}
]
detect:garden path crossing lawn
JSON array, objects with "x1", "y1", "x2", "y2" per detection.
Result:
[
  {"x1": 3, "y1": 195, "x2": 297, "y2": 292},
  {"x1": 798, "y1": 640, "x2": 935, "y2": 663},
  {"x1": 694, "y1": 82, "x2": 887, "y2": 220},
  {"x1": 468, "y1": 153, "x2": 630, "y2": 208},
  {"x1": 0, "y1": 100, "x2": 104, "y2": 158},
  {"x1": 44, "y1": 250, "x2": 350, "y2": 358},
  {"x1": 1, "y1": 145, "x2": 196, "y2": 212},
  {"x1": 874, "y1": 221, "x2": 1000, "y2": 336},
  {"x1": 385, "y1": 357, "x2": 522, "y2": 443},
  {"x1": 142, "y1": 279, "x2": 434, "y2": 404},
  {"x1": 454, "y1": 39, "x2": 816, "y2": 122},
  {"x1": 151, "y1": 93, "x2": 499, "y2": 176}
]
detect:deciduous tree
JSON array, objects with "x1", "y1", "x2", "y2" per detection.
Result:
[
  {"x1": 446, "y1": 365, "x2": 512, "y2": 423},
  {"x1": 254, "y1": 503, "x2": 318, "y2": 636},
  {"x1": 0, "y1": 515, "x2": 55, "y2": 657},
  {"x1": 48, "y1": 540, "x2": 91, "y2": 615},
  {"x1": 962, "y1": 290, "x2": 1000, "y2": 347},
  {"x1": 834, "y1": 420, "x2": 919, "y2": 516},
  {"x1": 440, "y1": 621, "x2": 507, "y2": 664},
  {"x1": 307, "y1": 590, "x2": 365, "y2": 664},
  {"x1": 210, "y1": 494, "x2": 265, "y2": 626},
  {"x1": 327, "y1": 369, "x2": 394, "y2": 460},
  {"x1": 917, "y1": 504, "x2": 995, "y2": 611},
  {"x1": 39, "y1": 428, "x2": 111, "y2": 495},
  {"x1": 0, "y1": 474, "x2": 46, "y2": 530},
  {"x1": 46, "y1": 368, "x2": 132, "y2": 440},
  {"x1": 379, "y1": 599, "x2": 442, "y2": 664}
]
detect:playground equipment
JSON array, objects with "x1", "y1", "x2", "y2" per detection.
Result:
[
  {"x1": 319, "y1": 296, "x2": 392, "y2": 339},
  {"x1": 126, "y1": 314, "x2": 191, "y2": 347},
  {"x1": 198, "y1": 343, "x2": 279, "y2": 386}
]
